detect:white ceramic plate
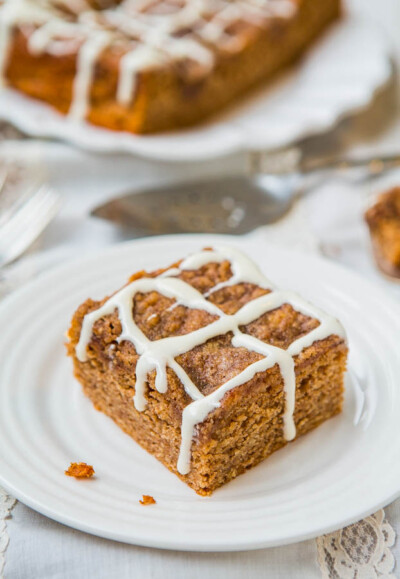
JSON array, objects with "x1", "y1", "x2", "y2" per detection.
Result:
[
  {"x1": 0, "y1": 17, "x2": 391, "y2": 162},
  {"x1": 0, "y1": 234, "x2": 400, "y2": 551}
]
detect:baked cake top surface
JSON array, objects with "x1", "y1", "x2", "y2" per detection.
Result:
[
  {"x1": 0, "y1": 0, "x2": 299, "y2": 119},
  {"x1": 73, "y1": 246, "x2": 346, "y2": 475}
]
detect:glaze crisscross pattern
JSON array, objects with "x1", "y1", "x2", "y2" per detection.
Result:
[
  {"x1": 76, "y1": 246, "x2": 346, "y2": 474},
  {"x1": 0, "y1": 0, "x2": 297, "y2": 120}
]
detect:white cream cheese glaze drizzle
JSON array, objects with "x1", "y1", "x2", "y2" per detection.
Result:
[
  {"x1": 0, "y1": 0, "x2": 297, "y2": 119},
  {"x1": 76, "y1": 246, "x2": 346, "y2": 475},
  {"x1": 68, "y1": 30, "x2": 111, "y2": 120}
]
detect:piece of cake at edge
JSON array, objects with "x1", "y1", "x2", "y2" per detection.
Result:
[
  {"x1": 66, "y1": 246, "x2": 348, "y2": 495},
  {"x1": 365, "y1": 186, "x2": 400, "y2": 278},
  {"x1": 0, "y1": 0, "x2": 340, "y2": 134}
]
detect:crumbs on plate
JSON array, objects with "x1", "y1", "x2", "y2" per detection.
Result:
[
  {"x1": 140, "y1": 495, "x2": 156, "y2": 506},
  {"x1": 65, "y1": 462, "x2": 95, "y2": 479}
]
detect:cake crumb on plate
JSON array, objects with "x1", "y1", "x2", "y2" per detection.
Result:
[
  {"x1": 65, "y1": 462, "x2": 95, "y2": 479},
  {"x1": 140, "y1": 495, "x2": 156, "y2": 506}
]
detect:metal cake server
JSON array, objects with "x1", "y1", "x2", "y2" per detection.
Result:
[{"x1": 91, "y1": 150, "x2": 400, "y2": 236}]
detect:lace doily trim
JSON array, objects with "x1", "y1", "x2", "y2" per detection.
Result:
[
  {"x1": 317, "y1": 509, "x2": 396, "y2": 579},
  {"x1": 0, "y1": 487, "x2": 16, "y2": 577}
]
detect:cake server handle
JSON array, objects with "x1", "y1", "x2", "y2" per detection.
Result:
[
  {"x1": 300, "y1": 152, "x2": 400, "y2": 179},
  {"x1": 249, "y1": 149, "x2": 400, "y2": 180}
]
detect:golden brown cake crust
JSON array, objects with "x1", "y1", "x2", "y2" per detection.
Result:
[
  {"x1": 3, "y1": 0, "x2": 341, "y2": 133},
  {"x1": 66, "y1": 252, "x2": 347, "y2": 495},
  {"x1": 365, "y1": 187, "x2": 400, "y2": 277}
]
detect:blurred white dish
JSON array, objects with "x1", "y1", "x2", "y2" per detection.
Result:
[
  {"x1": 0, "y1": 234, "x2": 399, "y2": 551},
  {"x1": 0, "y1": 17, "x2": 391, "y2": 161}
]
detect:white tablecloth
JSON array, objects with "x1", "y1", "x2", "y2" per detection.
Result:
[{"x1": 1, "y1": 0, "x2": 400, "y2": 576}]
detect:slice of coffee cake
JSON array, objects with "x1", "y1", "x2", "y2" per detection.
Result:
[{"x1": 67, "y1": 246, "x2": 347, "y2": 495}]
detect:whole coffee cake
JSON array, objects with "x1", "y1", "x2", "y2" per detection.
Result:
[
  {"x1": 67, "y1": 246, "x2": 347, "y2": 495},
  {"x1": 0, "y1": 0, "x2": 340, "y2": 133}
]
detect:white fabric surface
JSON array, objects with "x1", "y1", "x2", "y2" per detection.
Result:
[
  {"x1": 2, "y1": 0, "x2": 400, "y2": 575},
  {"x1": 6, "y1": 504, "x2": 321, "y2": 579}
]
